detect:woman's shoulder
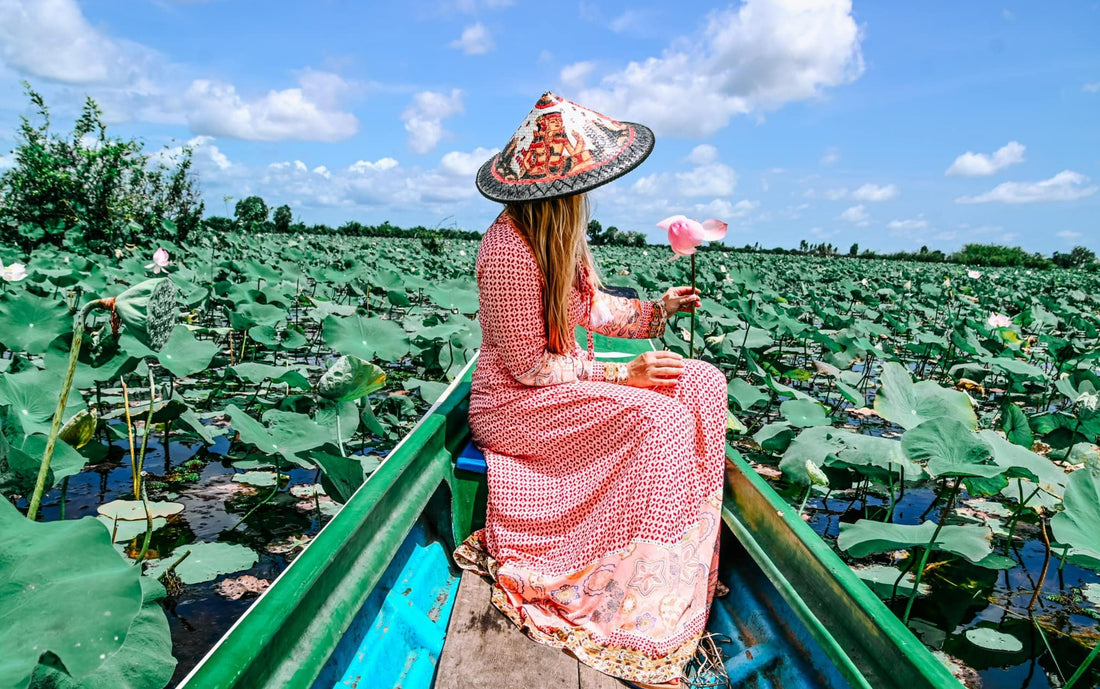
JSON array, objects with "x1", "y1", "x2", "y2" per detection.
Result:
[{"x1": 479, "y1": 212, "x2": 535, "y2": 262}]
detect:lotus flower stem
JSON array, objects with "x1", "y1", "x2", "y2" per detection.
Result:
[
  {"x1": 690, "y1": 253, "x2": 696, "y2": 357},
  {"x1": 26, "y1": 298, "x2": 111, "y2": 521},
  {"x1": 120, "y1": 377, "x2": 138, "y2": 498}
]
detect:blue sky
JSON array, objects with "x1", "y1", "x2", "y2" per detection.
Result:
[{"x1": 0, "y1": 0, "x2": 1097, "y2": 252}]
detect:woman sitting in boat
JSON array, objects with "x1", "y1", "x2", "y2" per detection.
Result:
[{"x1": 454, "y1": 91, "x2": 729, "y2": 689}]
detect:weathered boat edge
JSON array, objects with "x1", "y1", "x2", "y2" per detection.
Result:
[
  {"x1": 175, "y1": 357, "x2": 478, "y2": 689},
  {"x1": 722, "y1": 448, "x2": 962, "y2": 689}
]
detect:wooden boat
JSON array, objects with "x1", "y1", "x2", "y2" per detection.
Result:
[{"x1": 177, "y1": 335, "x2": 961, "y2": 689}]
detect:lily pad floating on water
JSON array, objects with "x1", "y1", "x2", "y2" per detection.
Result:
[
  {"x1": 96, "y1": 515, "x2": 168, "y2": 543},
  {"x1": 97, "y1": 500, "x2": 184, "y2": 521},
  {"x1": 144, "y1": 542, "x2": 259, "y2": 585},
  {"x1": 232, "y1": 471, "x2": 279, "y2": 487},
  {"x1": 853, "y1": 564, "x2": 931, "y2": 598},
  {"x1": 963, "y1": 627, "x2": 1023, "y2": 653}
]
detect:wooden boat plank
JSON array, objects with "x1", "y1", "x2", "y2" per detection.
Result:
[{"x1": 436, "y1": 571, "x2": 589, "y2": 689}]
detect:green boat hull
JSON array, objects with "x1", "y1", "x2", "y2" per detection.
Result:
[{"x1": 177, "y1": 338, "x2": 959, "y2": 689}]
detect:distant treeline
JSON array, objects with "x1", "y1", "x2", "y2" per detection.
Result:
[
  {"x1": 203, "y1": 196, "x2": 482, "y2": 241},
  {"x1": 696, "y1": 239, "x2": 1097, "y2": 270}
]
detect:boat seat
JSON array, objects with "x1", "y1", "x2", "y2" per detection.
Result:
[{"x1": 455, "y1": 439, "x2": 487, "y2": 474}]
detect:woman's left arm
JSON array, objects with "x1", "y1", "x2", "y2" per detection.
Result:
[
  {"x1": 587, "y1": 290, "x2": 667, "y2": 339},
  {"x1": 587, "y1": 286, "x2": 700, "y2": 339}
]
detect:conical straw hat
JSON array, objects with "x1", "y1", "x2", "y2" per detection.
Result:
[{"x1": 476, "y1": 91, "x2": 655, "y2": 203}]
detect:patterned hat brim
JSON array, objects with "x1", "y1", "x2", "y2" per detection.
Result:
[{"x1": 476, "y1": 122, "x2": 655, "y2": 203}]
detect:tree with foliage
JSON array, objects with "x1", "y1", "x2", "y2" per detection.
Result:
[
  {"x1": 849, "y1": 243, "x2": 859, "y2": 257},
  {"x1": 273, "y1": 204, "x2": 293, "y2": 234},
  {"x1": 0, "y1": 83, "x2": 204, "y2": 253},
  {"x1": 234, "y1": 196, "x2": 269, "y2": 229},
  {"x1": 1052, "y1": 245, "x2": 1097, "y2": 269}
]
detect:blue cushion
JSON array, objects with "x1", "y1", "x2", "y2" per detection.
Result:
[{"x1": 455, "y1": 440, "x2": 487, "y2": 474}]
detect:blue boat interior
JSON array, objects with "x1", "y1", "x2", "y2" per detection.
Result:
[{"x1": 312, "y1": 443, "x2": 855, "y2": 689}]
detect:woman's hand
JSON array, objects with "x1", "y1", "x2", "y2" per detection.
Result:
[
  {"x1": 660, "y1": 286, "x2": 701, "y2": 317},
  {"x1": 625, "y1": 350, "x2": 685, "y2": 387}
]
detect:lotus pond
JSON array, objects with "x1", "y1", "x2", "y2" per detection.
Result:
[{"x1": 1, "y1": 232, "x2": 1098, "y2": 689}]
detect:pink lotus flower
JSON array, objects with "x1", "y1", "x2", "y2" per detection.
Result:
[
  {"x1": 987, "y1": 313, "x2": 1012, "y2": 329},
  {"x1": 145, "y1": 247, "x2": 170, "y2": 274},
  {"x1": 967, "y1": 270, "x2": 982, "y2": 279},
  {"x1": 1, "y1": 260, "x2": 27, "y2": 282},
  {"x1": 657, "y1": 215, "x2": 728, "y2": 258}
]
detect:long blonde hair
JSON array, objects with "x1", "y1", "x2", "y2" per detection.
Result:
[{"x1": 506, "y1": 194, "x2": 601, "y2": 354}]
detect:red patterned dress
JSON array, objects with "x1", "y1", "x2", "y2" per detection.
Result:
[{"x1": 454, "y1": 211, "x2": 727, "y2": 685}]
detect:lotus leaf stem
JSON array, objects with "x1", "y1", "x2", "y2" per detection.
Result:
[
  {"x1": 902, "y1": 476, "x2": 961, "y2": 625},
  {"x1": 1027, "y1": 516, "x2": 1051, "y2": 611},
  {"x1": 1032, "y1": 618, "x2": 1066, "y2": 683},
  {"x1": 1063, "y1": 637, "x2": 1100, "y2": 689},
  {"x1": 134, "y1": 369, "x2": 156, "y2": 499},
  {"x1": 230, "y1": 455, "x2": 281, "y2": 531},
  {"x1": 27, "y1": 298, "x2": 110, "y2": 520},
  {"x1": 134, "y1": 480, "x2": 154, "y2": 565}
]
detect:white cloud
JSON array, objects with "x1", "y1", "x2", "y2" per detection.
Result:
[
  {"x1": 183, "y1": 73, "x2": 358, "y2": 142},
  {"x1": 439, "y1": 147, "x2": 496, "y2": 177},
  {"x1": 560, "y1": 61, "x2": 596, "y2": 90},
  {"x1": 450, "y1": 23, "x2": 494, "y2": 55},
  {"x1": 677, "y1": 161, "x2": 737, "y2": 197},
  {"x1": 1056, "y1": 230, "x2": 1082, "y2": 240},
  {"x1": 945, "y1": 141, "x2": 1025, "y2": 176},
  {"x1": 0, "y1": 0, "x2": 119, "y2": 83},
  {"x1": 576, "y1": 0, "x2": 864, "y2": 137},
  {"x1": 956, "y1": 170, "x2": 1099, "y2": 204},
  {"x1": 820, "y1": 147, "x2": 840, "y2": 166},
  {"x1": 887, "y1": 216, "x2": 928, "y2": 231},
  {"x1": 349, "y1": 158, "x2": 399, "y2": 174},
  {"x1": 803, "y1": 187, "x2": 848, "y2": 200},
  {"x1": 840, "y1": 204, "x2": 870, "y2": 226},
  {"x1": 402, "y1": 89, "x2": 464, "y2": 154},
  {"x1": 1083, "y1": 82, "x2": 1100, "y2": 93},
  {"x1": 687, "y1": 144, "x2": 719, "y2": 165},
  {"x1": 450, "y1": 0, "x2": 513, "y2": 12},
  {"x1": 851, "y1": 183, "x2": 898, "y2": 201}
]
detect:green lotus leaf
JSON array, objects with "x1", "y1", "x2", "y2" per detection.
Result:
[
  {"x1": 322, "y1": 314, "x2": 410, "y2": 362},
  {"x1": 403, "y1": 378, "x2": 449, "y2": 405},
  {"x1": 113, "y1": 278, "x2": 178, "y2": 352},
  {"x1": 97, "y1": 500, "x2": 184, "y2": 521},
  {"x1": 224, "y1": 405, "x2": 330, "y2": 465},
  {"x1": 227, "y1": 301, "x2": 285, "y2": 330},
  {"x1": 0, "y1": 499, "x2": 143, "y2": 689},
  {"x1": 902, "y1": 418, "x2": 1002, "y2": 478},
  {"x1": 853, "y1": 564, "x2": 929, "y2": 598},
  {"x1": 425, "y1": 278, "x2": 479, "y2": 313},
  {"x1": 96, "y1": 516, "x2": 168, "y2": 543},
  {"x1": 0, "y1": 293, "x2": 70, "y2": 354},
  {"x1": 727, "y1": 377, "x2": 767, "y2": 411},
  {"x1": 232, "y1": 471, "x2": 278, "y2": 487},
  {"x1": 977, "y1": 430, "x2": 1066, "y2": 497},
  {"x1": 310, "y1": 447, "x2": 373, "y2": 503},
  {"x1": 781, "y1": 426, "x2": 918, "y2": 484},
  {"x1": 317, "y1": 356, "x2": 386, "y2": 402},
  {"x1": 144, "y1": 542, "x2": 258, "y2": 585},
  {"x1": 964, "y1": 627, "x2": 1023, "y2": 653},
  {"x1": 753, "y1": 421, "x2": 795, "y2": 454},
  {"x1": 0, "y1": 369, "x2": 85, "y2": 437},
  {"x1": 19, "y1": 434, "x2": 86, "y2": 487},
  {"x1": 780, "y1": 398, "x2": 831, "y2": 428},
  {"x1": 837, "y1": 519, "x2": 993, "y2": 563},
  {"x1": 1050, "y1": 462, "x2": 1100, "y2": 571},
  {"x1": 154, "y1": 326, "x2": 219, "y2": 378},
  {"x1": 874, "y1": 361, "x2": 977, "y2": 430},
  {"x1": 314, "y1": 400, "x2": 360, "y2": 446},
  {"x1": 228, "y1": 363, "x2": 311, "y2": 390},
  {"x1": 248, "y1": 323, "x2": 308, "y2": 351},
  {"x1": 1000, "y1": 404, "x2": 1033, "y2": 448}
]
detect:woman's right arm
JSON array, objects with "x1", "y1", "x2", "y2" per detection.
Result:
[{"x1": 478, "y1": 249, "x2": 608, "y2": 386}]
